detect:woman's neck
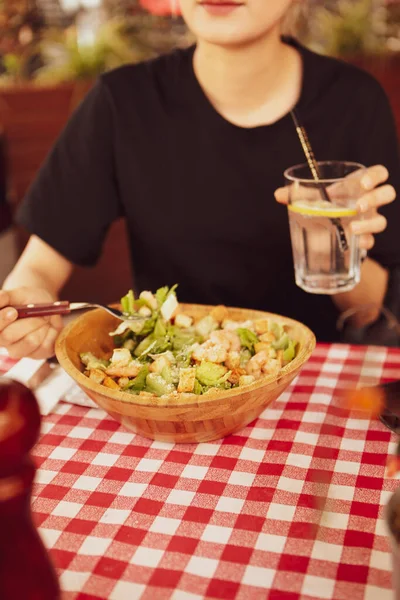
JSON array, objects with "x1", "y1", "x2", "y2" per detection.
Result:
[{"x1": 193, "y1": 29, "x2": 303, "y2": 128}]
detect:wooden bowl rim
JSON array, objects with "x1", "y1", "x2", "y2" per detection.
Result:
[{"x1": 55, "y1": 303, "x2": 316, "y2": 409}]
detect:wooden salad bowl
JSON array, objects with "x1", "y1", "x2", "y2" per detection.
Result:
[{"x1": 55, "y1": 304, "x2": 316, "y2": 444}]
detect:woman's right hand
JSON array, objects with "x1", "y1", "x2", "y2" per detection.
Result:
[{"x1": 0, "y1": 287, "x2": 64, "y2": 359}]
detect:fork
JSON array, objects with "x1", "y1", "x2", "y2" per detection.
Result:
[{"x1": 11, "y1": 301, "x2": 145, "y2": 322}]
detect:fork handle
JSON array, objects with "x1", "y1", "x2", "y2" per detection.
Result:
[{"x1": 13, "y1": 301, "x2": 71, "y2": 319}]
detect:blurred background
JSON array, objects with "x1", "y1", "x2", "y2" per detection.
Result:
[{"x1": 0, "y1": 0, "x2": 399, "y2": 302}]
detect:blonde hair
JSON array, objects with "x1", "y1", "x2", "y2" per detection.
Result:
[{"x1": 282, "y1": 2, "x2": 309, "y2": 35}]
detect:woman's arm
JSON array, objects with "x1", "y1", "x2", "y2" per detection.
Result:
[
  {"x1": 0, "y1": 236, "x2": 74, "y2": 359},
  {"x1": 3, "y1": 235, "x2": 73, "y2": 294},
  {"x1": 332, "y1": 257, "x2": 388, "y2": 327}
]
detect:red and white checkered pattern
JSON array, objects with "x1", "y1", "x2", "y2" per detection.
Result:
[{"x1": 1, "y1": 343, "x2": 400, "y2": 600}]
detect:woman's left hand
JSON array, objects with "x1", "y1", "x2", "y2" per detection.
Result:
[{"x1": 275, "y1": 164, "x2": 396, "y2": 251}]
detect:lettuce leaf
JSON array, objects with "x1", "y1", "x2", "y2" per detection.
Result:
[
  {"x1": 272, "y1": 333, "x2": 289, "y2": 350},
  {"x1": 80, "y1": 352, "x2": 109, "y2": 370},
  {"x1": 146, "y1": 373, "x2": 175, "y2": 396},
  {"x1": 240, "y1": 348, "x2": 252, "y2": 367},
  {"x1": 155, "y1": 286, "x2": 169, "y2": 308},
  {"x1": 123, "y1": 365, "x2": 149, "y2": 391},
  {"x1": 154, "y1": 317, "x2": 167, "y2": 339},
  {"x1": 155, "y1": 284, "x2": 178, "y2": 308},
  {"x1": 194, "y1": 379, "x2": 204, "y2": 395},
  {"x1": 120, "y1": 289, "x2": 135, "y2": 315},
  {"x1": 283, "y1": 339, "x2": 296, "y2": 363},
  {"x1": 237, "y1": 328, "x2": 259, "y2": 354},
  {"x1": 196, "y1": 361, "x2": 230, "y2": 387},
  {"x1": 134, "y1": 335, "x2": 156, "y2": 357},
  {"x1": 269, "y1": 321, "x2": 284, "y2": 341}
]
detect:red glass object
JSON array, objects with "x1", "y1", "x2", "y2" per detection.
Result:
[{"x1": 0, "y1": 378, "x2": 60, "y2": 600}]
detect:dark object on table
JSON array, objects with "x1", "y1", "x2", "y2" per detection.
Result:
[
  {"x1": 379, "y1": 380, "x2": 400, "y2": 434},
  {"x1": 339, "y1": 266, "x2": 400, "y2": 348},
  {"x1": 386, "y1": 487, "x2": 400, "y2": 545},
  {"x1": 0, "y1": 378, "x2": 60, "y2": 600}
]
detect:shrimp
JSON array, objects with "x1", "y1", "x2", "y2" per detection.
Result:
[
  {"x1": 246, "y1": 351, "x2": 280, "y2": 380},
  {"x1": 105, "y1": 362, "x2": 142, "y2": 378},
  {"x1": 192, "y1": 330, "x2": 240, "y2": 364},
  {"x1": 222, "y1": 319, "x2": 255, "y2": 332},
  {"x1": 192, "y1": 341, "x2": 227, "y2": 364},
  {"x1": 209, "y1": 330, "x2": 241, "y2": 353},
  {"x1": 225, "y1": 351, "x2": 240, "y2": 370}
]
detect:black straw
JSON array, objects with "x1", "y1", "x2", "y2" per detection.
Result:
[{"x1": 290, "y1": 109, "x2": 348, "y2": 252}]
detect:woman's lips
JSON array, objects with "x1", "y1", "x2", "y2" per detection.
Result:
[{"x1": 199, "y1": 1, "x2": 243, "y2": 16}]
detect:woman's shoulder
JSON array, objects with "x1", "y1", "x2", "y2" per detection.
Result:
[
  {"x1": 299, "y1": 41, "x2": 388, "y2": 102},
  {"x1": 99, "y1": 46, "x2": 194, "y2": 97}
]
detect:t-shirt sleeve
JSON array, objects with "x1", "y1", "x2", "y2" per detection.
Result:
[
  {"x1": 355, "y1": 80, "x2": 400, "y2": 269},
  {"x1": 16, "y1": 78, "x2": 122, "y2": 267}
]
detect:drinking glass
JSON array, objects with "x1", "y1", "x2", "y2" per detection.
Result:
[{"x1": 284, "y1": 161, "x2": 366, "y2": 294}]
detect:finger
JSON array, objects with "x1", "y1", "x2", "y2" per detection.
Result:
[
  {"x1": 352, "y1": 214, "x2": 387, "y2": 235},
  {"x1": 357, "y1": 185, "x2": 396, "y2": 213},
  {"x1": 275, "y1": 187, "x2": 289, "y2": 204},
  {"x1": 0, "y1": 290, "x2": 10, "y2": 309},
  {"x1": 0, "y1": 306, "x2": 18, "y2": 332},
  {"x1": 0, "y1": 317, "x2": 48, "y2": 347},
  {"x1": 7, "y1": 325, "x2": 49, "y2": 360},
  {"x1": 359, "y1": 234, "x2": 375, "y2": 251},
  {"x1": 50, "y1": 314, "x2": 64, "y2": 332},
  {"x1": 0, "y1": 287, "x2": 32, "y2": 307},
  {"x1": 360, "y1": 165, "x2": 389, "y2": 191},
  {"x1": 28, "y1": 326, "x2": 59, "y2": 359}
]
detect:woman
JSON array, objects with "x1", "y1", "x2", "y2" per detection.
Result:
[{"x1": 0, "y1": 0, "x2": 398, "y2": 358}]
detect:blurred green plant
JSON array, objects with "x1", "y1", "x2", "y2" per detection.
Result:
[
  {"x1": 306, "y1": 0, "x2": 389, "y2": 57},
  {"x1": 34, "y1": 19, "x2": 140, "y2": 83},
  {"x1": 0, "y1": 8, "x2": 192, "y2": 84}
]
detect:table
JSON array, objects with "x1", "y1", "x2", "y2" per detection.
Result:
[{"x1": 1, "y1": 343, "x2": 400, "y2": 600}]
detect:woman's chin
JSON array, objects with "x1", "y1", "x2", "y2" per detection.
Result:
[
  {"x1": 189, "y1": 21, "x2": 258, "y2": 47},
  {"x1": 183, "y1": 10, "x2": 282, "y2": 48}
]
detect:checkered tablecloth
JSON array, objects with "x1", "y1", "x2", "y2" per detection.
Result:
[{"x1": 1, "y1": 343, "x2": 400, "y2": 600}]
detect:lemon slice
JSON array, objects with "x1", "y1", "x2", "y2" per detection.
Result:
[{"x1": 288, "y1": 201, "x2": 357, "y2": 218}]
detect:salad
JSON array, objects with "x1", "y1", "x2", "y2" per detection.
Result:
[{"x1": 80, "y1": 285, "x2": 298, "y2": 398}]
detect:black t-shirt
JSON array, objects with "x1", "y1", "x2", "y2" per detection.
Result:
[{"x1": 16, "y1": 39, "x2": 400, "y2": 342}]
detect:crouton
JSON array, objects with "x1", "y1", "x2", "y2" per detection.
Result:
[
  {"x1": 138, "y1": 306, "x2": 152, "y2": 317},
  {"x1": 239, "y1": 375, "x2": 256, "y2": 387},
  {"x1": 123, "y1": 339, "x2": 135, "y2": 351},
  {"x1": 110, "y1": 348, "x2": 132, "y2": 366},
  {"x1": 222, "y1": 319, "x2": 254, "y2": 331},
  {"x1": 254, "y1": 342, "x2": 272, "y2": 354},
  {"x1": 228, "y1": 368, "x2": 247, "y2": 385},
  {"x1": 175, "y1": 313, "x2": 193, "y2": 329},
  {"x1": 89, "y1": 369, "x2": 106, "y2": 384},
  {"x1": 150, "y1": 355, "x2": 171, "y2": 374},
  {"x1": 254, "y1": 319, "x2": 270, "y2": 335},
  {"x1": 106, "y1": 361, "x2": 142, "y2": 378},
  {"x1": 177, "y1": 368, "x2": 196, "y2": 393},
  {"x1": 139, "y1": 290, "x2": 158, "y2": 310},
  {"x1": 103, "y1": 376, "x2": 120, "y2": 390},
  {"x1": 259, "y1": 332, "x2": 276, "y2": 343},
  {"x1": 210, "y1": 305, "x2": 229, "y2": 323}
]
